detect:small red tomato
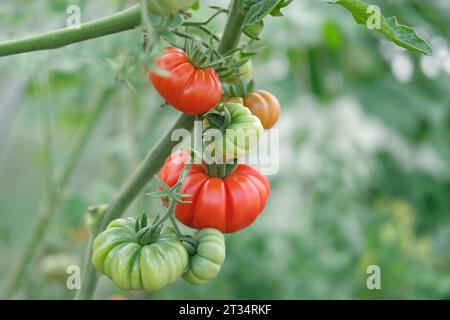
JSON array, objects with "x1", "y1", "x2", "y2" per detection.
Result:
[
  {"x1": 159, "y1": 151, "x2": 270, "y2": 233},
  {"x1": 149, "y1": 47, "x2": 222, "y2": 115}
]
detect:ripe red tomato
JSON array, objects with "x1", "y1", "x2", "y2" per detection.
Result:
[
  {"x1": 159, "y1": 151, "x2": 270, "y2": 233},
  {"x1": 149, "y1": 47, "x2": 222, "y2": 115}
]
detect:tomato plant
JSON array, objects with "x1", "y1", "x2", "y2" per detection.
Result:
[
  {"x1": 149, "y1": 47, "x2": 222, "y2": 115},
  {"x1": 159, "y1": 150, "x2": 270, "y2": 233},
  {"x1": 0, "y1": 0, "x2": 434, "y2": 301}
]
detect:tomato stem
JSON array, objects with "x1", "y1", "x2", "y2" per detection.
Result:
[
  {"x1": 204, "y1": 162, "x2": 238, "y2": 178},
  {"x1": 170, "y1": 216, "x2": 183, "y2": 236},
  {"x1": 0, "y1": 5, "x2": 142, "y2": 57},
  {"x1": 182, "y1": 8, "x2": 228, "y2": 27},
  {"x1": 217, "y1": 0, "x2": 247, "y2": 54}
]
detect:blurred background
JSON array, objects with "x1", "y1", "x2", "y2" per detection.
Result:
[{"x1": 0, "y1": 0, "x2": 449, "y2": 299}]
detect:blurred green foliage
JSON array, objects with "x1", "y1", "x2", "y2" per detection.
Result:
[{"x1": 0, "y1": 0, "x2": 449, "y2": 299}]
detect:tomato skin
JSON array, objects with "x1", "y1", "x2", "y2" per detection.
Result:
[
  {"x1": 224, "y1": 91, "x2": 280, "y2": 129},
  {"x1": 149, "y1": 47, "x2": 222, "y2": 115},
  {"x1": 147, "y1": 0, "x2": 195, "y2": 16},
  {"x1": 183, "y1": 228, "x2": 226, "y2": 285},
  {"x1": 159, "y1": 151, "x2": 270, "y2": 233},
  {"x1": 92, "y1": 217, "x2": 189, "y2": 291}
]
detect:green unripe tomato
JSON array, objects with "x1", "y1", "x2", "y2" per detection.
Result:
[
  {"x1": 147, "y1": 0, "x2": 196, "y2": 16},
  {"x1": 204, "y1": 103, "x2": 263, "y2": 162},
  {"x1": 92, "y1": 217, "x2": 189, "y2": 292},
  {"x1": 183, "y1": 228, "x2": 226, "y2": 285}
]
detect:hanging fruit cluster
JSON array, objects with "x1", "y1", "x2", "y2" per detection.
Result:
[{"x1": 92, "y1": 0, "x2": 284, "y2": 294}]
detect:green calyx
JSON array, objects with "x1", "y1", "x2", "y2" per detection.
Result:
[
  {"x1": 179, "y1": 235, "x2": 198, "y2": 255},
  {"x1": 224, "y1": 79, "x2": 255, "y2": 98},
  {"x1": 203, "y1": 102, "x2": 263, "y2": 163},
  {"x1": 134, "y1": 213, "x2": 164, "y2": 246},
  {"x1": 184, "y1": 39, "x2": 249, "y2": 80},
  {"x1": 203, "y1": 162, "x2": 238, "y2": 178},
  {"x1": 204, "y1": 105, "x2": 232, "y2": 132}
]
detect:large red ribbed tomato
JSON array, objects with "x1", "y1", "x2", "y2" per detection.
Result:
[
  {"x1": 159, "y1": 151, "x2": 270, "y2": 233},
  {"x1": 149, "y1": 47, "x2": 222, "y2": 115}
]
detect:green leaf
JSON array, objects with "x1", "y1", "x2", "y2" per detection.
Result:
[
  {"x1": 242, "y1": 0, "x2": 282, "y2": 40},
  {"x1": 270, "y1": 0, "x2": 293, "y2": 17},
  {"x1": 328, "y1": 0, "x2": 432, "y2": 55}
]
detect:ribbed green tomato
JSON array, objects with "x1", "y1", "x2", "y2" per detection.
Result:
[
  {"x1": 183, "y1": 228, "x2": 226, "y2": 285},
  {"x1": 92, "y1": 217, "x2": 189, "y2": 292},
  {"x1": 147, "y1": 0, "x2": 196, "y2": 16},
  {"x1": 204, "y1": 103, "x2": 263, "y2": 162}
]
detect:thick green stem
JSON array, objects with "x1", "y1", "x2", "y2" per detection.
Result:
[
  {"x1": 203, "y1": 162, "x2": 238, "y2": 178},
  {"x1": 75, "y1": 0, "x2": 248, "y2": 300},
  {"x1": 217, "y1": 0, "x2": 247, "y2": 54},
  {"x1": 3, "y1": 89, "x2": 113, "y2": 299},
  {"x1": 0, "y1": 5, "x2": 141, "y2": 57}
]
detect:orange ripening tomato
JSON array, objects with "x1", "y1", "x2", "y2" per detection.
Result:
[
  {"x1": 159, "y1": 151, "x2": 270, "y2": 233},
  {"x1": 149, "y1": 47, "x2": 222, "y2": 115},
  {"x1": 224, "y1": 90, "x2": 280, "y2": 129}
]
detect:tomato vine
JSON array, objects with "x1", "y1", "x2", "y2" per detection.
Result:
[{"x1": 0, "y1": 0, "x2": 433, "y2": 300}]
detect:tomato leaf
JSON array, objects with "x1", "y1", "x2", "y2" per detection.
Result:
[
  {"x1": 270, "y1": 0, "x2": 293, "y2": 17},
  {"x1": 242, "y1": 0, "x2": 283, "y2": 40},
  {"x1": 328, "y1": 0, "x2": 432, "y2": 55}
]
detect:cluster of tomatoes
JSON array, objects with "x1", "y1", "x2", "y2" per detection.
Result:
[
  {"x1": 92, "y1": 35, "x2": 280, "y2": 292},
  {"x1": 153, "y1": 45, "x2": 280, "y2": 232}
]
